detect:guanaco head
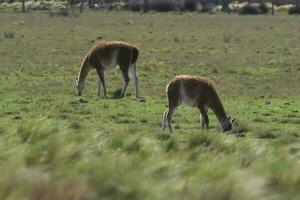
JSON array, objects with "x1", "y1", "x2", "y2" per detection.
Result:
[
  {"x1": 75, "y1": 76, "x2": 84, "y2": 96},
  {"x1": 221, "y1": 116, "x2": 236, "y2": 132}
]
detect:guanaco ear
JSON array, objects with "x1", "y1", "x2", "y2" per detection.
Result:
[
  {"x1": 228, "y1": 116, "x2": 231, "y2": 121},
  {"x1": 75, "y1": 76, "x2": 78, "y2": 84}
]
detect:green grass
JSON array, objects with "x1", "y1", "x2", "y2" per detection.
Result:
[{"x1": 0, "y1": 11, "x2": 300, "y2": 200}]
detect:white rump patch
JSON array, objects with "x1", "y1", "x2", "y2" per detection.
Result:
[{"x1": 180, "y1": 82, "x2": 196, "y2": 107}]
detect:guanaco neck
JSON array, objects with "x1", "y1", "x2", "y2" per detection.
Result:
[
  {"x1": 209, "y1": 92, "x2": 228, "y2": 126},
  {"x1": 78, "y1": 56, "x2": 91, "y2": 85}
]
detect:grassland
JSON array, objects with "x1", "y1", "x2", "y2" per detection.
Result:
[{"x1": 0, "y1": 11, "x2": 300, "y2": 200}]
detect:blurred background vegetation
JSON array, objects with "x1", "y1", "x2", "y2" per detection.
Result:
[{"x1": 0, "y1": 0, "x2": 300, "y2": 14}]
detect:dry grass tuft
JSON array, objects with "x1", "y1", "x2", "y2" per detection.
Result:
[{"x1": 30, "y1": 178, "x2": 94, "y2": 200}]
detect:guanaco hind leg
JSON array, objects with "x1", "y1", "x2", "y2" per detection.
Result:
[
  {"x1": 120, "y1": 64, "x2": 130, "y2": 98},
  {"x1": 129, "y1": 64, "x2": 140, "y2": 99}
]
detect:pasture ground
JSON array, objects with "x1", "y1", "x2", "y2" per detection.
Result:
[{"x1": 0, "y1": 11, "x2": 300, "y2": 200}]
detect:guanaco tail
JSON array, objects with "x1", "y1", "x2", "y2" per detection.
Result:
[
  {"x1": 76, "y1": 40, "x2": 140, "y2": 98},
  {"x1": 162, "y1": 75, "x2": 235, "y2": 133}
]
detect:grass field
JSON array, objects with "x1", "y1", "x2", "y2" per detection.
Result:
[{"x1": 0, "y1": 11, "x2": 300, "y2": 200}]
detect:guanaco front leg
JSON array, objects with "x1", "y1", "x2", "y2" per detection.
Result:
[
  {"x1": 96, "y1": 67, "x2": 106, "y2": 97},
  {"x1": 198, "y1": 105, "x2": 209, "y2": 129}
]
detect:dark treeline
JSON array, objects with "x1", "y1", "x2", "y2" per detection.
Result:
[
  {"x1": 127, "y1": 0, "x2": 199, "y2": 12},
  {"x1": 1, "y1": 0, "x2": 300, "y2": 14}
]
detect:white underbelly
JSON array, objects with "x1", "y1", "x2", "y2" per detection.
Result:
[
  {"x1": 180, "y1": 84, "x2": 196, "y2": 107},
  {"x1": 102, "y1": 51, "x2": 118, "y2": 70}
]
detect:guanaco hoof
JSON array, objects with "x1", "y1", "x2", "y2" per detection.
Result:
[
  {"x1": 79, "y1": 99, "x2": 88, "y2": 103},
  {"x1": 138, "y1": 97, "x2": 146, "y2": 102}
]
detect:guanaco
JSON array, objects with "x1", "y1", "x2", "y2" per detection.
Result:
[
  {"x1": 76, "y1": 41, "x2": 140, "y2": 98},
  {"x1": 162, "y1": 75, "x2": 235, "y2": 133}
]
